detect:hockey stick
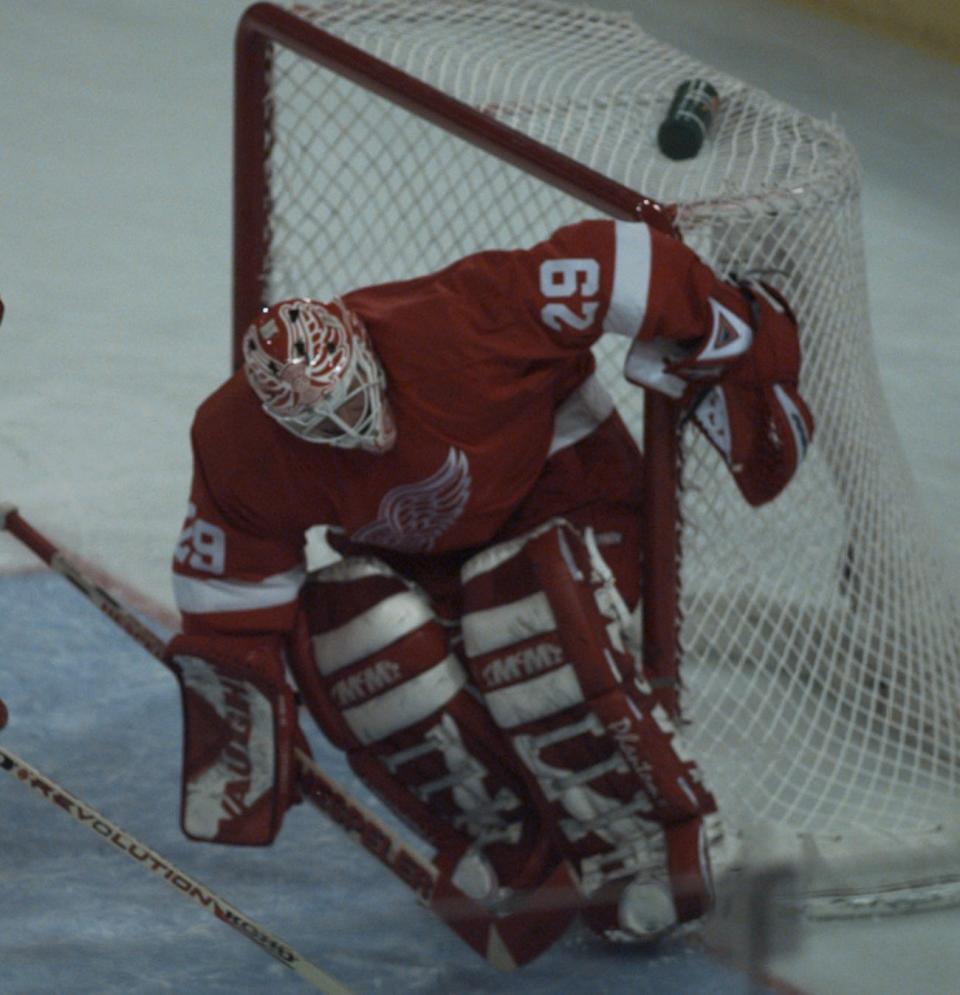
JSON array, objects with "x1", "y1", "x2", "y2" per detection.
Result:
[
  {"x1": 293, "y1": 744, "x2": 580, "y2": 968},
  {"x1": 0, "y1": 727, "x2": 353, "y2": 994},
  {"x1": 0, "y1": 505, "x2": 576, "y2": 970}
]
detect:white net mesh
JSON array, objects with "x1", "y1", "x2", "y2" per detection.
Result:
[{"x1": 241, "y1": 0, "x2": 960, "y2": 876}]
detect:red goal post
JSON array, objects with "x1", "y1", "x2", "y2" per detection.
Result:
[{"x1": 231, "y1": 1, "x2": 960, "y2": 914}]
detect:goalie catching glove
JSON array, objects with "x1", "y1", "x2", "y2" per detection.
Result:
[
  {"x1": 165, "y1": 634, "x2": 308, "y2": 846},
  {"x1": 625, "y1": 277, "x2": 815, "y2": 506}
]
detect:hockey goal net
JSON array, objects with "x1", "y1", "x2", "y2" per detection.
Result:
[{"x1": 233, "y1": 0, "x2": 960, "y2": 913}]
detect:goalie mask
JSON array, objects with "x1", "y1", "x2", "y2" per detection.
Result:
[{"x1": 243, "y1": 298, "x2": 396, "y2": 452}]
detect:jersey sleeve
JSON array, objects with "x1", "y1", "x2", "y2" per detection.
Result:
[
  {"x1": 497, "y1": 218, "x2": 768, "y2": 404},
  {"x1": 485, "y1": 218, "x2": 747, "y2": 351},
  {"x1": 172, "y1": 450, "x2": 306, "y2": 637}
]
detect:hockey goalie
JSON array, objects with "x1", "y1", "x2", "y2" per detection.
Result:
[{"x1": 169, "y1": 218, "x2": 814, "y2": 954}]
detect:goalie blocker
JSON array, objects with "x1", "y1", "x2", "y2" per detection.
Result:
[{"x1": 165, "y1": 633, "x2": 306, "y2": 846}]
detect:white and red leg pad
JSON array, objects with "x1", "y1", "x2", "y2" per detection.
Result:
[
  {"x1": 286, "y1": 556, "x2": 563, "y2": 904},
  {"x1": 165, "y1": 633, "x2": 304, "y2": 846},
  {"x1": 460, "y1": 519, "x2": 718, "y2": 939}
]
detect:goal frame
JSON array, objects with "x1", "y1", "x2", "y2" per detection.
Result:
[{"x1": 232, "y1": 0, "x2": 686, "y2": 713}]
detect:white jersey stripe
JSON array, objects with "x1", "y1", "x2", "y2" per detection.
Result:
[
  {"x1": 602, "y1": 221, "x2": 652, "y2": 339},
  {"x1": 173, "y1": 565, "x2": 306, "y2": 615},
  {"x1": 548, "y1": 374, "x2": 615, "y2": 456}
]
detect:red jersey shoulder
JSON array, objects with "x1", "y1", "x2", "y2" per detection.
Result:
[
  {"x1": 478, "y1": 217, "x2": 618, "y2": 350},
  {"x1": 191, "y1": 371, "x2": 337, "y2": 538},
  {"x1": 346, "y1": 219, "x2": 618, "y2": 369},
  {"x1": 193, "y1": 371, "x2": 276, "y2": 475}
]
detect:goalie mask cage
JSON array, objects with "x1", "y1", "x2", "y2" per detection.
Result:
[{"x1": 233, "y1": 1, "x2": 960, "y2": 913}]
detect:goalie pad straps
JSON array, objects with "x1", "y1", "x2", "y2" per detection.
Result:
[
  {"x1": 286, "y1": 556, "x2": 562, "y2": 904},
  {"x1": 165, "y1": 633, "x2": 302, "y2": 846},
  {"x1": 460, "y1": 520, "x2": 718, "y2": 938}
]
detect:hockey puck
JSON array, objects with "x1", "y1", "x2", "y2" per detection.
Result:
[
  {"x1": 657, "y1": 79, "x2": 719, "y2": 160},
  {"x1": 0, "y1": 699, "x2": 7, "y2": 730}
]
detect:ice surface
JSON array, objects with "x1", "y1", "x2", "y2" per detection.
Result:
[{"x1": 0, "y1": 574, "x2": 772, "y2": 994}]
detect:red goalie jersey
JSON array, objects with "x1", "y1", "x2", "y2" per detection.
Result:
[{"x1": 173, "y1": 218, "x2": 811, "y2": 636}]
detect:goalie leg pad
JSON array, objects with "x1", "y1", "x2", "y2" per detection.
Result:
[
  {"x1": 166, "y1": 633, "x2": 303, "y2": 846},
  {"x1": 287, "y1": 556, "x2": 558, "y2": 902},
  {"x1": 460, "y1": 519, "x2": 718, "y2": 938}
]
